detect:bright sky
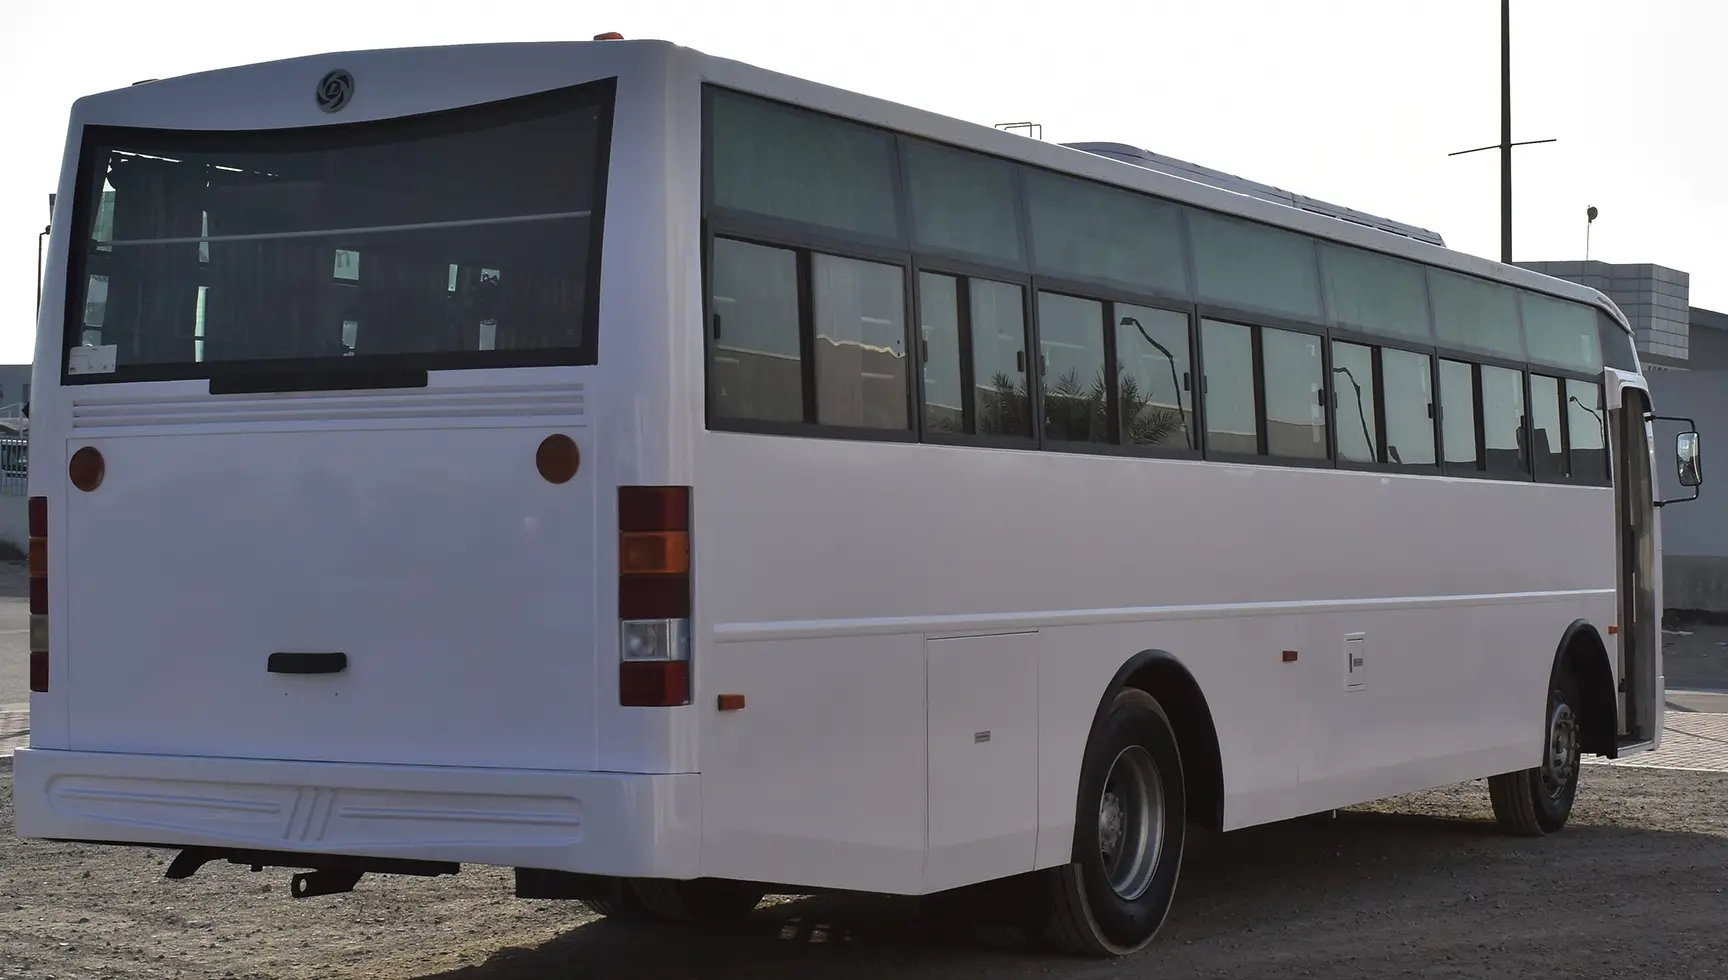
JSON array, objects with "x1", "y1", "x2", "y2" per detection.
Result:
[{"x1": 2, "y1": 0, "x2": 1722, "y2": 366}]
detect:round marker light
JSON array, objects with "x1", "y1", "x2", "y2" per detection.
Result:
[
  {"x1": 69, "y1": 446, "x2": 105, "y2": 492},
  {"x1": 536, "y1": 434, "x2": 580, "y2": 484}
]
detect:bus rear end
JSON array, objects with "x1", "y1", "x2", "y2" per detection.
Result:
[{"x1": 13, "y1": 41, "x2": 710, "y2": 894}]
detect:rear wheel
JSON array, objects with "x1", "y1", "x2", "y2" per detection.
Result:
[
  {"x1": 1489, "y1": 666, "x2": 1583, "y2": 836},
  {"x1": 579, "y1": 880, "x2": 652, "y2": 920},
  {"x1": 628, "y1": 878, "x2": 766, "y2": 925},
  {"x1": 1036, "y1": 687, "x2": 1186, "y2": 956}
]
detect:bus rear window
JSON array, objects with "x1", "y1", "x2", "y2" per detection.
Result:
[{"x1": 64, "y1": 79, "x2": 614, "y2": 383}]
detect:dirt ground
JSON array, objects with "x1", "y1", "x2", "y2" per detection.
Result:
[{"x1": 4, "y1": 762, "x2": 1727, "y2": 979}]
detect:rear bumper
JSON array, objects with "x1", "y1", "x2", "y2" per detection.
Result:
[{"x1": 10, "y1": 748, "x2": 700, "y2": 878}]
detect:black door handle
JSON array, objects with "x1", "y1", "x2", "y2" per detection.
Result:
[{"x1": 268, "y1": 652, "x2": 348, "y2": 675}]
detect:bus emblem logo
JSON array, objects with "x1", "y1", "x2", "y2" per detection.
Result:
[{"x1": 315, "y1": 70, "x2": 355, "y2": 113}]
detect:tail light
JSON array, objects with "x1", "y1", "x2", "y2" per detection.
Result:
[
  {"x1": 618, "y1": 486, "x2": 691, "y2": 707},
  {"x1": 28, "y1": 496, "x2": 47, "y2": 693}
]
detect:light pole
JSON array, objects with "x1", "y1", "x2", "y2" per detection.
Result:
[{"x1": 1448, "y1": 0, "x2": 1555, "y2": 264}]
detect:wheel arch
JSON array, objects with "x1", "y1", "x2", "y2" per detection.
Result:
[
  {"x1": 1088, "y1": 649, "x2": 1225, "y2": 832},
  {"x1": 1556, "y1": 620, "x2": 1618, "y2": 758}
]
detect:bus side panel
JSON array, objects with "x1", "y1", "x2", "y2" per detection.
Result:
[
  {"x1": 698, "y1": 633, "x2": 928, "y2": 893},
  {"x1": 1032, "y1": 617, "x2": 1303, "y2": 869}
]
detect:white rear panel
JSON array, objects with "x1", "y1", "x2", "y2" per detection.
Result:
[{"x1": 63, "y1": 384, "x2": 594, "y2": 768}]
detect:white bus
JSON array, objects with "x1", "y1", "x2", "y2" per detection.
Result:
[{"x1": 12, "y1": 36, "x2": 1705, "y2": 956}]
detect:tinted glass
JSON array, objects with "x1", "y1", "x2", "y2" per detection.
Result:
[
  {"x1": 1038, "y1": 292, "x2": 1109, "y2": 443},
  {"x1": 709, "y1": 89, "x2": 899, "y2": 239},
  {"x1": 1024, "y1": 171, "x2": 1186, "y2": 293},
  {"x1": 1115, "y1": 305, "x2": 1193, "y2": 449},
  {"x1": 1567, "y1": 379, "x2": 1608, "y2": 481},
  {"x1": 813, "y1": 254, "x2": 908, "y2": 429},
  {"x1": 1429, "y1": 270, "x2": 1524, "y2": 359},
  {"x1": 1263, "y1": 328, "x2": 1327, "y2": 459},
  {"x1": 1319, "y1": 243, "x2": 1432, "y2": 341},
  {"x1": 1203, "y1": 319, "x2": 1256, "y2": 455},
  {"x1": 1599, "y1": 314, "x2": 1639, "y2": 371},
  {"x1": 971, "y1": 279, "x2": 1032, "y2": 437},
  {"x1": 1332, "y1": 341, "x2": 1378, "y2": 463},
  {"x1": 1481, "y1": 364, "x2": 1528, "y2": 478},
  {"x1": 1382, "y1": 348, "x2": 1436, "y2": 467},
  {"x1": 1190, "y1": 212, "x2": 1321, "y2": 319},
  {"x1": 1529, "y1": 374, "x2": 1566, "y2": 480},
  {"x1": 919, "y1": 273, "x2": 964, "y2": 433},
  {"x1": 903, "y1": 140, "x2": 1023, "y2": 265},
  {"x1": 1440, "y1": 359, "x2": 1479, "y2": 469},
  {"x1": 711, "y1": 238, "x2": 803, "y2": 423},
  {"x1": 69, "y1": 82, "x2": 613, "y2": 380},
  {"x1": 1522, "y1": 292, "x2": 1602, "y2": 372}
]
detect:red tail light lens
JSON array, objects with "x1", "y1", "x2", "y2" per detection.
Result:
[
  {"x1": 619, "y1": 661, "x2": 689, "y2": 707},
  {"x1": 619, "y1": 575, "x2": 690, "y2": 620},
  {"x1": 619, "y1": 486, "x2": 689, "y2": 533},
  {"x1": 28, "y1": 495, "x2": 47, "y2": 692},
  {"x1": 619, "y1": 486, "x2": 692, "y2": 707}
]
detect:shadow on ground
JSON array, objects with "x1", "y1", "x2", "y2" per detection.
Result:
[{"x1": 408, "y1": 799, "x2": 1728, "y2": 980}]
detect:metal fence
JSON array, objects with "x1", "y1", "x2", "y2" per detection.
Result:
[{"x1": 0, "y1": 438, "x2": 26, "y2": 496}]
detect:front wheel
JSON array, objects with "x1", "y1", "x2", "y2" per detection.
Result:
[
  {"x1": 1488, "y1": 667, "x2": 1583, "y2": 836},
  {"x1": 1036, "y1": 687, "x2": 1187, "y2": 956}
]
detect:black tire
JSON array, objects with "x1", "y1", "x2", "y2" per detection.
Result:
[
  {"x1": 628, "y1": 878, "x2": 766, "y2": 925},
  {"x1": 1036, "y1": 687, "x2": 1187, "y2": 956},
  {"x1": 1488, "y1": 665, "x2": 1583, "y2": 836},
  {"x1": 579, "y1": 881, "x2": 652, "y2": 920}
]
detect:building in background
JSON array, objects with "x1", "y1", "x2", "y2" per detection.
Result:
[{"x1": 1520, "y1": 261, "x2": 1725, "y2": 615}]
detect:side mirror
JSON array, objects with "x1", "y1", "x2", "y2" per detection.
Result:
[
  {"x1": 1678, "y1": 430, "x2": 1702, "y2": 488},
  {"x1": 1652, "y1": 414, "x2": 1702, "y2": 506}
]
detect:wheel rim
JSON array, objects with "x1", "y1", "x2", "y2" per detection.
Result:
[
  {"x1": 1097, "y1": 744, "x2": 1165, "y2": 901},
  {"x1": 1541, "y1": 700, "x2": 1579, "y2": 801}
]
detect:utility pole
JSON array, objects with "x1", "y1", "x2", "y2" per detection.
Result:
[
  {"x1": 1500, "y1": 0, "x2": 1511, "y2": 263},
  {"x1": 1448, "y1": 0, "x2": 1554, "y2": 264}
]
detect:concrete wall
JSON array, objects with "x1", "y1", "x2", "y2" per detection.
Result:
[{"x1": 1648, "y1": 318, "x2": 1728, "y2": 612}]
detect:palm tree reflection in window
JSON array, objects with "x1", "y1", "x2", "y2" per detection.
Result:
[{"x1": 1115, "y1": 316, "x2": 1192, "y2": 449}]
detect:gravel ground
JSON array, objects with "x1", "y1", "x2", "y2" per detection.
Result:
[{"x1": 5, "y1": 761, "x2": 1728, "y2": 979}]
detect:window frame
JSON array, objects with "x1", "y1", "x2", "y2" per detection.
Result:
[
  {"x1": 1467, "y1": 350, "x2": 1537, "y2": 483},
  {"x1": 1561, "y1": 374, "x2": 1613, "y2": 487},
  {"x1": 1525, "y1": 370, "x2": 1570, "y2": 485},
  {"x1": 1327, "y1": 327, "x2": 1443, "y2": 476},
  {"x1": 1189, "y1": 211, "x2": 1326, "y2": 325},
  {"x1": 702, "y1": 230, "x2": 919, "y2": 443},
  {"x1": 898, "y1": 136, "x2": 1031, "y2": 273},
  {"x1": 912, "y1": 255, "x2": 1039, "y2": 451},
  {"x1": 1527, "y1": 366, "x2": 1614, "y2": 488},
  {"x1": 702, "y1": 84, "x2": 907, "y2": 251},
  {"x1": 1031, "y1": 274, "x2": 1203, "y2": 461},
  {"x1": 1197, "y1": 306, "x2": 1333, "y2": 469},
  {"x1": 1021, "y1": 169, "x2": 1193, "y2": 301}
]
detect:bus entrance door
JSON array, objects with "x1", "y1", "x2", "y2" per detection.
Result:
[{"x1": 1611, "y1": 379, "x2": 1659, "y2": 748}]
